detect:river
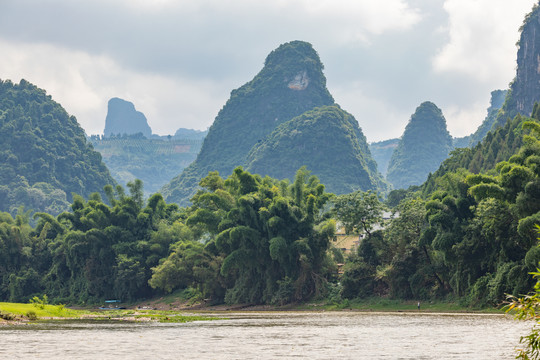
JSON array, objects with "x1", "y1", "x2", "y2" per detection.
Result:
[{"x1": 0, "y1": 311, "x2": 531, "y2": 359}]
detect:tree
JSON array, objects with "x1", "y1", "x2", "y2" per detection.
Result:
[{"x1": 332, "y1": 190, "x2": 385, "y2": 237}]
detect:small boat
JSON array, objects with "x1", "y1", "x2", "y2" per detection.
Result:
[{"x1": 99, "y1": 300, "x2": 126, "y2": 310}]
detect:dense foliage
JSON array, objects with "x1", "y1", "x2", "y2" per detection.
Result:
[
  {"x1": 386, "y1": 101, "x2": 453, "y2": 189},
  {"x1": 246, "y1": 105, "x2": 387, "y2": 195},
  {"x1": 89, "y1": 135, "x2": 202, "y2": 196},
  {"x1": 162, "y1": 40, "x2": 335, "y2": 206},
  {"x1": 340, "y1": 115, "x2": 540, "y2": 307},
  {"x1": 0, "y1": 180, "x2": 183, "y2": 303},
  {"x1": 0, "y1": 79, "x2": 116, "y2": 216},
  {"x1": 0, "y1": 168, "x2": 339, "y2": 305}
]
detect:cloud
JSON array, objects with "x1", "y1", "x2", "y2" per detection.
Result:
[
  {"x1": 0, "y1": 0, "x2": 537, "y2": 143},
  {"x1": 433, "y1": 0, "x2": 537, "y2": 82},
  {"x1": 0, "y1": 38, "x2": 229, "y2": 135}
]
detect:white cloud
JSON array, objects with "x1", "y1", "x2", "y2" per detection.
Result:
[
  {"x1": 330, "y1": 80, "x2": 409, "y2": 141},
  {"x1": 0, "y1": 38, "x2": 227, "y2": 135},
  {"x1": 433, "y1": 0, "x2": 537, "y2": 83},
  {"x1": 443, "y1": 100, "x2": 490, "y2": 138}
]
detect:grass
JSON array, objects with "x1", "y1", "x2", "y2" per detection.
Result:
[
  {"x1": 0, "y1": 301, "x2": 222, "y2": 323},
  {"x1": 0, "y1": 302, "x2": 88, "y2": 319}
]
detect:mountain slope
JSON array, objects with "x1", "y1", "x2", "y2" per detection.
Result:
[
  {"x1": 386, "y1": 101, "x2": 453, "y2": 189},
  {"x1": 162, "y1": 40, "x2": 335, "y2": 205},
  {"x1": 245, "y1": 105, "x2": 386, "y2": 194},
  {"x1": 0, "y1": 79, "x2": 116, "y2": 215},
  {"x1": 493, "y1": 4, "x2": 540, "y2": 129}
]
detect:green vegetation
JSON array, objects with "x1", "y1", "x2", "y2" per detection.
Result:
[
  {"x1": 153, "y1": 167, "x2": 337, "y2": 305},
  {"x1": 336, "y1": 113, "x2": 540, "y2": 308},
  {"x1": 0, "y1": 79, "x2": 116, "y2": 216},
  {"x1": 89, "y1": 135, "x2": 201, "y2": 195},
  {"x1": 0, "y1": 301, "x2": 219, "y2": 323},
  {"x1": 0, "y1": 166, "x2": 341, "y2": 307},
  {"x1": 162, "y1": 40, "x2": 335, "y2": 206},
  {"x1": 0, "y1": 301, "x2": 85, "y2": 319},
  {"x1": 246, "y1": 105, "x2": 387, "y2": 195},
  {"x1": 386, "y1": 102, "x2": 453, "y2": 190}
]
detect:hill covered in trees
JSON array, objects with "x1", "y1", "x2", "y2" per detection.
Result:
[
  {"x1": 163, "y1": 41, "x2": 385, "y2": 205},
  {"x1": 386, "y1": 102, "x2": 453, "y2": 189},
  {"x1": 246, "y1": 105, "x2": 385, "y2": 194},
  {"x1": 0, "y1": 79, "x2": 115, "y2": 215}
]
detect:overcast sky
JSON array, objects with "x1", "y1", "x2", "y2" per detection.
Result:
[{"x1": 0, "y1": 0, "x2": 537, "y2": 142}]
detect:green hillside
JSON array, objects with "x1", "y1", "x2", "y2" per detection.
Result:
[
  {"x1": 246, "y1": 105, "x2": 386, "y2": 194},
  {"x1": 0, "y1": 79, "x2": 116, "y2": 215}
]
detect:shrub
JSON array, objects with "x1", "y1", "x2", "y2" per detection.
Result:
[
  {"x1": 29, "y1": 294, "x2": 48, "y2": 309},
  {"x1": 26, "y1": 310, "x2": 38, "y2": 320}
]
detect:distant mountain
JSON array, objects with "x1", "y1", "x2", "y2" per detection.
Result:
[
  {"x1": 452, "y1": 136, "x2": 471, "y2": 149},
  {"x1": 493, "y1": 4, "x2": 540, "y2": 129},
  {"x1": 369, "y1": 138, "x2": 399, "y2": 177},
  {"x1": 386, "y1": 102, "x2": 453, "y2": 189},
  {"x1": 162, "y1": 40, "x2": 337, "y2": 205},
  {"x1": 89, "y1": 135, "x2": 202, "y2": 196},
  {"x1": 104, "y1": 97, "x2": 152, "y2": 138},
  {"x1": 173, "y1": 128, "x2": 208, "y2": 140},
  {"x1": 0, "y1": 79, "x2": 116, "y2": 215},
  {"x1": 468, "y1": 90, "x2": 508, "y2": 146},
  {"x1": 246, "y1": 105, "x2": 386, "y2": 194}
]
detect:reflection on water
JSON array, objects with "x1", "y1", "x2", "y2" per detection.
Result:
[{"x1": 0, "y1": 312, "x2": 531, "y2": 359}]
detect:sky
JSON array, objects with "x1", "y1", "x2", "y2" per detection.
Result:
[{"x1": 0, "y1": 0, "x2": 537, "y2": 142}]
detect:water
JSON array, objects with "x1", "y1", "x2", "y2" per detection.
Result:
[{"x1": 0, "y1": 312, "x2": 532, "y2": 359}]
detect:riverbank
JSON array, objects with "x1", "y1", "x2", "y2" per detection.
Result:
[
  {"x1": 0, "y1": 302, "x2": 220, "y2": 325},
  {"x1": 128, "y1": 290, "x2": 505, "y2": 314},
  {"x1": 0, "y1": 294, "x2": 505, "y2": 326}
]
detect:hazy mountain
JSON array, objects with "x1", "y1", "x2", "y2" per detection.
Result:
[
  {"x1": 173, "y1": 128, "x2": 208, "y2": 140},
  {"x1": 386, "y1": 101, "x2": 453, "y2": 189},
  {"x1": 369, "y1": 138, "x2": 399, "y2": 177},
  {"x1": 104, "y1": 97, "x2": 152, "y2": 138}
]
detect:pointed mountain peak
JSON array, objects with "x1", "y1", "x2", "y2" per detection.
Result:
[{"x1": 104, "y1": 97, "x2": 152, "y2": 138}]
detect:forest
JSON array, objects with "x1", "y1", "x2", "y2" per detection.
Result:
[{"x1": 2, "y1": 106, "x2": 540, "y2": 308}]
